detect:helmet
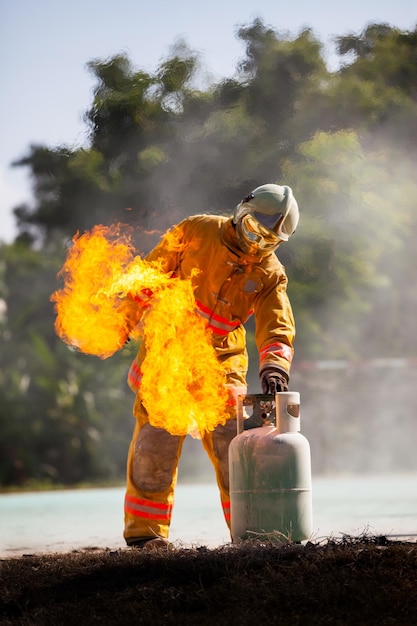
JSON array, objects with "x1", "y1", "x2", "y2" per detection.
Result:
[{"x1": 233, "y1": 184, "x2": 299, "y2": 255}]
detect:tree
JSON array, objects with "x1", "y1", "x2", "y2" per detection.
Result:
[
  {"x1": 237, "y1": 19, "x2": 328, "y2": 136},
  {"x1": 0, "y1": 241, "x2": 136, "y2": 486},
  {"x1": 281, "y1": 130, "x2": 413, "y2": 360},
  {"x1": 5, "y1": 20, "x2": 417, "y2": 484},
  {"x1": 332, "y1": 24, "x2": 417, "y2": 148}
]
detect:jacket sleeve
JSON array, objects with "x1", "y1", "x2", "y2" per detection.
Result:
[
  {"x1": 254, "y1": 267, "x2": 295, "y2": 380},
  {"x1": 127, "y1": 220, "x2": 188, "y2": 391},
  {"x1": 126, "y1": 220, "x2": 187, "y2": 328},
  {"x1": 145, "y1": 220, "x2": 187, "y2": 272}
]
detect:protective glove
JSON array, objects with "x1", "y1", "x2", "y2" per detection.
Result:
[{"x1": 260, "y1": 368, "x2": 289, "y2": 394}]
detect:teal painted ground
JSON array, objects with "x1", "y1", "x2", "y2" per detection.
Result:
[{"x1": 1, "y1": 473, "x2": 416, "y2": 556}]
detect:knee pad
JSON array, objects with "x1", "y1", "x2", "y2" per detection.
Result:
[
  {"x1": 133, "y1": 423, "x2": 182, "y2": 492},
  {"x1": 211, "y1": 419, "x2": 237, "y2": 491}
]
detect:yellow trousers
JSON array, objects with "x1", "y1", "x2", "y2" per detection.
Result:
[{"x1": 123, "y1": 377, "x2": 246, "y2": 545}]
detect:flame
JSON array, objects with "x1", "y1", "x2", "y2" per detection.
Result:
[{"x1": 51, "y1": 224, "x2": 229, "y2": 436}]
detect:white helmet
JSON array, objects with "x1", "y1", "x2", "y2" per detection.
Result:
[{"x1": 233, "y1": 184, "x2": 299, "y2": 254}]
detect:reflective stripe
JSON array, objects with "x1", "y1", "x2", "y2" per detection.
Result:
[
  {"x1": 222, "y1": 500, "x2": 231, "y2": 522},
  {"x1": 128, "y1": 360, "x2": 142, "y2": 390},
  {"x1": 124, "y1": 494, "x2": 172, "y2": 521},
  {"x1": 259, "y1": 342, "x2": 294, "y2": 365},
  {"x1": 195, "y1": 299, "x2": 241, "y2": 336},
  {"x1": 129, "y1": 288, "x2": 153, "y2": 308}
]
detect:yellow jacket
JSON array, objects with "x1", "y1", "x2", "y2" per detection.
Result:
[{"x1": 128, "y1": 215, "x2": 295, "y2": 391}]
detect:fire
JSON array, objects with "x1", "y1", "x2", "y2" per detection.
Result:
[
  {"x1": 51, "y1": 224, "x2": 138, "y2": 358},
  {"x1": 51, "y1": 224, "x2": 229, "y2": 436}
]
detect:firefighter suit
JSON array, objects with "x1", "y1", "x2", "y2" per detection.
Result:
[{"x1": 123, "y1": 207, "x2": 296, "y2": 546}]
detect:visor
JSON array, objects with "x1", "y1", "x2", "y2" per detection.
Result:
[
  {"x1": 240, "y1": 214, "x2": 280, "y2": 251},
  {"x1": 253, "y1": 211, "x2": 290, "y2": 241}
]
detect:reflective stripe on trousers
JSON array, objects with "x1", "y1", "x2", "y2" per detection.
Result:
[
  {"x1": 125, "y1": 494, "x2": 173, "y2": 522},
  {"x1": 124, "y1": 389, "x2": 243, "y2": 543}
]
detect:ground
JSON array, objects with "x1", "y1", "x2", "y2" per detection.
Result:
[{"x1": 1, "y1": 535, "x2": 416, "y2": 625}]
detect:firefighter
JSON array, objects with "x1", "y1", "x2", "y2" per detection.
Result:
[{"x1": 124, "y1": 183, "x2": 299, "y2": 549}]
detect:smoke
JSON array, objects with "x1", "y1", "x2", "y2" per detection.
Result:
[
  {"x1": 292, "y1": 363, "x2": 417, "y2": 475},
  {"x1": 13, "y1": 27, "x2": 417, "y2": 479},
  {"x1": 280, "y1": 131, "x2": 417, "y2": 475},
  {"x1": 125, "y1": 113, "x2": 417, "y2": 475}
]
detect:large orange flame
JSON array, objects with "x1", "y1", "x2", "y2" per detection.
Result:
[{"x1": 51, "y1": 224, "x2": 229, "y2": 436}]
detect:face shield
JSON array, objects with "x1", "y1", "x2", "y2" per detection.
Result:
[
  {"x1": 234, "y1": 204, "x2": 285, "y2": 254},
  {"x1": 233, "y1": 185, "x2": 299, "y2": 255}
]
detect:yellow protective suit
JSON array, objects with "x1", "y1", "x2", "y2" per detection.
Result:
[{"x1": 124, "y1": 215, "x2": 295, "y2": 545}]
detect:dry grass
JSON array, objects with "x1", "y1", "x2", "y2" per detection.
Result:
[{"x1": 1, "y1": 535, "x2": 417, "y2": 625}]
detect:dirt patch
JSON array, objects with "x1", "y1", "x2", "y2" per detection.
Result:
[{"x1": 1, "y1": 535, "x2": 416, "y2": 625}]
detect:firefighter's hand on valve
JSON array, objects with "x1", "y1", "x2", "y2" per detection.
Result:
[{"x1": 260, "y1": 369, "x2": 289, "y2": 394}]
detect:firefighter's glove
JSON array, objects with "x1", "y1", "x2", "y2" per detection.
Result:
[{"x1": 260, "y1": 369, "x2": 289, "y2": 394}]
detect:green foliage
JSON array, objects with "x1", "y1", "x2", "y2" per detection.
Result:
[
  {"x1": 282, "y1": 130, "x2": 415, "y2": 358},
  {"x1": 333, "y1": 24, "x2": 417, "y2": 146},
  {"x1": 237, "y1": 19, "x2": 327, "y2": 127},
  {"x1": 0, "y1": 242, "x2": 136, "y2": 486},
  {"x1": 3, "y1": 18, "x2": 417, "y2": 485}
]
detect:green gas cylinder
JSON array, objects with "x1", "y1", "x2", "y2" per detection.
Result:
[{"x1": 229, "y1": 391, "x2": 312, "y2": 543}]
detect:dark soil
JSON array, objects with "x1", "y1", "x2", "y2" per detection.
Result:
[{"x1": 1, "y1": 535, "x2": 416, "y2": 625}]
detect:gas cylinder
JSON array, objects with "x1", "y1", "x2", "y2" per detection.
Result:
[{"x1": 229, "y1": 391, "x2": 313, "y2": 543}]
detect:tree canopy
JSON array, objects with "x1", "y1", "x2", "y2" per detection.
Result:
[{"x1": 2, "y1": 19, "x2": 417, "y2": 485}]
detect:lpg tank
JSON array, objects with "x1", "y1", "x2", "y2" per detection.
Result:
[{"x1": 229, "y1": 391, "x2": 312, "y2": 543}]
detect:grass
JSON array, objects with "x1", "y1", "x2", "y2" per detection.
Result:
[{"x1": 1, "y1": 535, "x2": 417, "y2": 625}]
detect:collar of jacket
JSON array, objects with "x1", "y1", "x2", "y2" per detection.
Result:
[{"x1": 220, "y1": 218, "x2": 271, "y2": 264}]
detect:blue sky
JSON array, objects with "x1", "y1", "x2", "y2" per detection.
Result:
[{"x1": 1, "y1": 0, "x2": 416, "y2": 242}]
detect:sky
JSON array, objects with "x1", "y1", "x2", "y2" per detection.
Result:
[{"x1": 1, "y1": 0, "x2": 416, "y2": 242}]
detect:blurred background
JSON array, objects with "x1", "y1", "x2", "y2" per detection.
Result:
[{"x1": 1, "y1": 0, "x2": 416, "y2": 489}]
